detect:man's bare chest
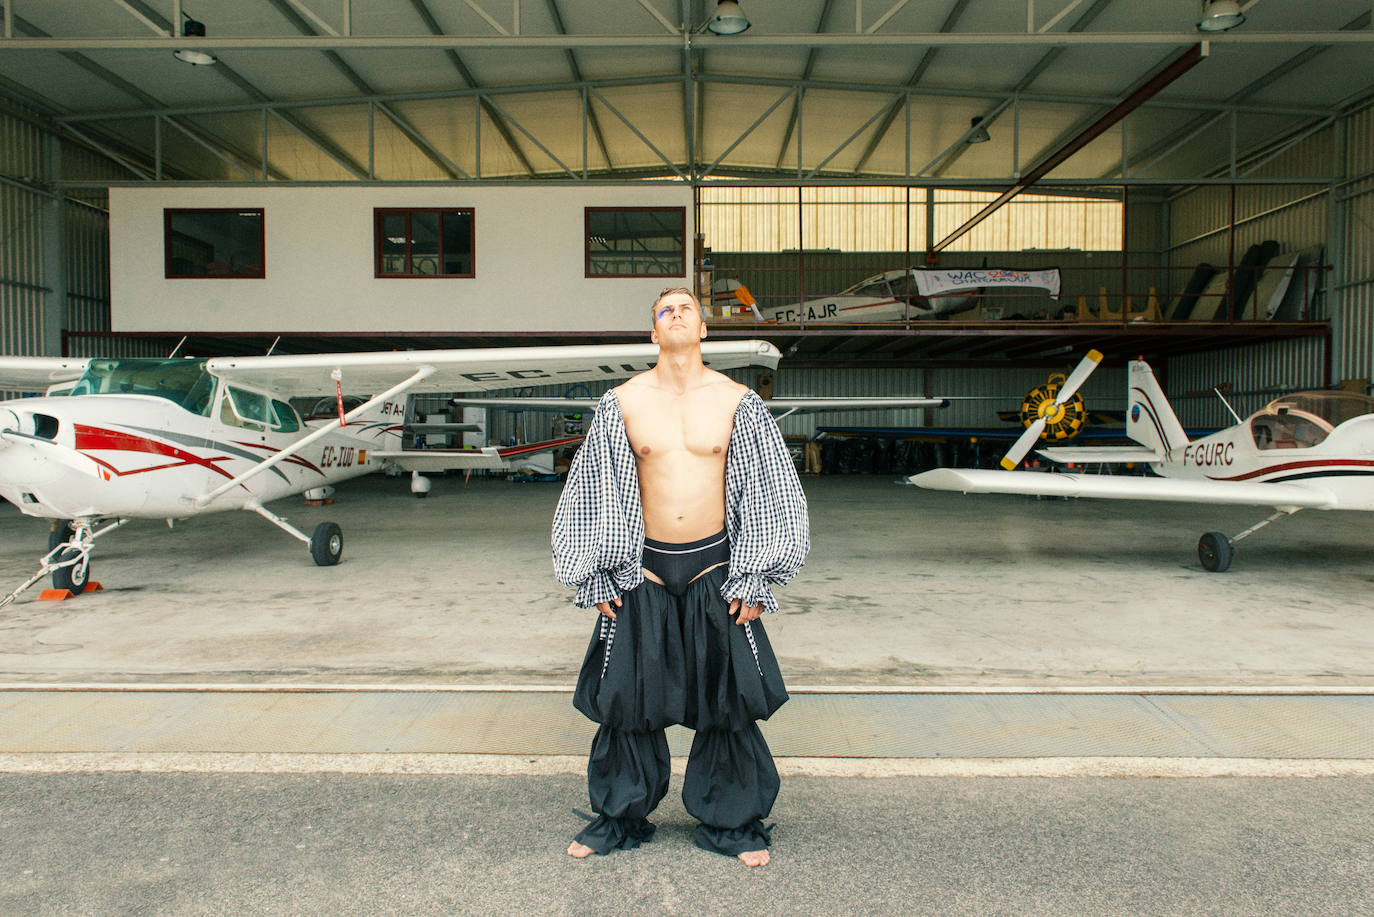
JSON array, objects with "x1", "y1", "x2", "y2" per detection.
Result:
[{"x1": 621, "y1": 393, "x2": 737, "y2": 461}]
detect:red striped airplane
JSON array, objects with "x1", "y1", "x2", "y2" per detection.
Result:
[
  {"x1": 0, "y1": 342, "x2": 781, "y2": 605},
  {"x1": 911, "y1": 353, "x2": 1374, "y2": 572}
]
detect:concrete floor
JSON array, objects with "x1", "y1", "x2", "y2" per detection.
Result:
[{"x1": 2, "y1": 474, "x2": 1372, "y2": 687}]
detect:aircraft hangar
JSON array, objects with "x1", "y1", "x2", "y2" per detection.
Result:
[{"x1": 3, "y1": 3, "x2": 1374, "y2": 909}]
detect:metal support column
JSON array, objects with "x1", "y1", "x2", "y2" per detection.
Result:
[{"x1": 40, "y1": 134, "x2": 67, "y2": 357}]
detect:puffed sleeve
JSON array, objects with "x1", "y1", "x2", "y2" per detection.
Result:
[
  {"x1": 551, "y1": 391, "x2": 646, "y2": 608},
  {"x1": 721, "y1": 390, "x2": 810, "y2": 614}
]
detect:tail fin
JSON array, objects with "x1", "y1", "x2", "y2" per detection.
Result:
[
  {"x1": 1126, "y1": 360, "x2": 1188, "y2": 460},
  {"x1": 732, "y1": 283, "x2": 764, "y2": 321},
  {"x1": 348, "y1": 396, "x2": 407, "y2": 448}
]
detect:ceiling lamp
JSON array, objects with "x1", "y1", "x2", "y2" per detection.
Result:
[
  {"x1": 705, "y1": 1, "x2": 751, "y2": 35},
  {"x1": 966, "y1": 116, "x2": 991, "y2": 144},
  {"x1": 1197, "y1": 0, "x2": 1246, "y2": 32},
  {"x1": 173, "y1": 17, "x2": 218, "y2": 66}
]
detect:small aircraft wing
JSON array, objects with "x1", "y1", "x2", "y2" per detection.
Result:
[
  {"x1": 0, "y1": 357, "x2": 91, "y2": 393},
  {"x1": 909, "y1": 468, "x2": 1336, "y2": 509},
  {"x1": 1036, "y1": 446, "x2": 1163, "y2": 464},
  {"x1": 373, "y1": 435, "x2": 585, "y2": 472},
  {"x1": 449, "y1": 395, "x2": 949, "y2": 413},
  {"x1": 207, "y1": 342, "x2": 780, "y2": 395}
]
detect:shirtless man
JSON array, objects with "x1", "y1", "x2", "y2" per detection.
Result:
[{"x1": 552, "y1": 288, "x2": 809, "y2": 868}]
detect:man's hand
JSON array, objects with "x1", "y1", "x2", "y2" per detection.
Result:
[
  {"x1": 729, "y1": 598, "x2": 763, "y2": 625},
  {"x1": 595, "y1": 596, "x2": 623, "y2": 620}
]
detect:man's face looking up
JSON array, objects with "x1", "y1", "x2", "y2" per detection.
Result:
[{"x1": 652, "y1": 292, "x2": 707, "y2": 345}]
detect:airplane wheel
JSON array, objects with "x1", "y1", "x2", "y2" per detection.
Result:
[
  {"x1": 52, "y1": 548, "x2": 91, "y2": 593},
  {"x1": 310, "y1": 522, "x2": 343, "y2": 566},
  {"x1": 1198, "y1": 531, "x2": 1233, "y2": 573}
]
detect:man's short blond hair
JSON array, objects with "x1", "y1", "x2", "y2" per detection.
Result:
[{"x1": 651, "y1": 287, "x2": 700, "y2": 324}]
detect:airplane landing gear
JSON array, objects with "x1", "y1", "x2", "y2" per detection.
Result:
[
  {"x1": 249, "y1": 503, "x2": 343, "y2": 567},
  {"x1": 310, "y1": 522, "x2": 343, "y2": 566},
  {"x1": 0, "y1": 517, "x2": 125, "y2": 610},
  {"x1": 1197, "y1": 508, "x2": 1297, "y2": 573},
  {"x1": 1198, "y1": 532, "x2": 1233, "y2": 573}
]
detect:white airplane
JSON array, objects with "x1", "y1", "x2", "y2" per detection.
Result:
[
  {"x1": 911, "y1": 351, "x2": 1374, "y2": 572},
  {"x1": 732, "y1": 267, "x2": 1062, "y2": 324},
  {"x1": 0, "y1": 341, "x2": 779, "y2": 606}
]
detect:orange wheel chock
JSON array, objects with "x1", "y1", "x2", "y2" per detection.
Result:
[{"x1": 37, "y1": 582, "x2": 103, "y2": 602}]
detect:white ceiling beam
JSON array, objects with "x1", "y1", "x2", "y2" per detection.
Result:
[
  {"x1": 7, "y1": 31, "x2": 1374, "y2": 51},
  {"x1": 864, "y1": 1, "x2": 911, "y2": 34},
  {"x1": 53, "y1": 73, "x2": 1334, "y2": 124},
  {"x1": 109, "y1": 0, "x2": 171, "y2": 36},
  {"x1": 283, "y1": 0, "x2": 340, "y2": 37},
  {"x1": 463, "y1": 0, "x2": 510, "y2": 36},
  {"x1": 1038, "y1": 0, "x2": 1088, "y2": 33},
  {"x1": 636, "y1": 0, "x2": 679, "y2": 34},
  {"x1": 588, "y1": 87, "x2": 684, "y2": 178}
]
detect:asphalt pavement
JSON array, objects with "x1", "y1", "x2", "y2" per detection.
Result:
[{"x1": 3, "y1": 772, "x2": 1373, "y2": 917}]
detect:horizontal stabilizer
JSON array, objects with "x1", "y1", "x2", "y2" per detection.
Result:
[
  {"x1": 404, "y1": 422, "x2": 482, "y2": 434},
  {"x1": 1036, "y1": 446, "x2": 1163, "y2": 464},
  {"x1": 373, "y1": 449, "x2": 508, "y2": 471},
  {"x1": 909, "y1": 468, "x2": 1334, "y2": 508},
  {"x1": 374, "y1": 435, "x2": 583, "y2": 473}
]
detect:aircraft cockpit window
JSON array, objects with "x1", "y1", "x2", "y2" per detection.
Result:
[
  {"x1": 69, "y1": 359, "x2": 213, "y2": 415},
  {"x1": 221, "y1": 386, "x2": 301, "y2": 433},
  {"x1": 221, "y1": 386, "x2": 269, "y2": 431},
  {"x1": 270, "y1": 399, "x2": 300, "y2": 433},
  {"x1": 1250, "y1": 411, "x2": 1330, "y2": 450}
]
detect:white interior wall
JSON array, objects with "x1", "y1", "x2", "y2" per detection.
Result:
[{"x1": 109, "y1": 185, "x2": 692, "y2": 333}]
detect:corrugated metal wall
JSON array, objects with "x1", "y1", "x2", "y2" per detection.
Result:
[
  {"x1": 1161, "y1": 112, "x2": 1361, "y2": 415},
  {"x1": 0, "y1": 107, "x2": 144, "y2": 365},
  {"x1": 0, "y1": 110, "x2": 47, "y2": 360},
  {"x1": 1338, "y1": 102, "x2": 1374, "y2": 386},
  {"x1": 1165, "y1": 337, "x2": 1328, "y2": 428}
]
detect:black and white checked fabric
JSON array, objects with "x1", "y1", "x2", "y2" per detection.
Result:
[{"x1": 552, "y1": 389, "x2": 810, "y2": 614}]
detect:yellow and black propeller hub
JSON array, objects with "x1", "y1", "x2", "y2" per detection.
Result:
[{"x1": 1019, "y1": 373, "x2": 1087, "y2": 442}]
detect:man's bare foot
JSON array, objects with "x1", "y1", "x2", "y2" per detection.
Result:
[
  {"x1": 567, "y1": 841, "x2": 595, "y2": 858},
  {"x1": 737, "y1": 849, "x2": 769, "y2": 867}
]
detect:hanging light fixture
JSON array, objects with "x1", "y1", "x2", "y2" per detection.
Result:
[
  {"x1": 966, "y1": 116, "x2": 991, "y2": 144},
  {"x1": 705, "y1": 1, "x2": 751, "y2": 35},
  {"x1": 1197, "y1": 0, "x2": 1246, "y2": 33},
  {"x1": 173, "y1": 17, "x2": 218, "y2": 66}
]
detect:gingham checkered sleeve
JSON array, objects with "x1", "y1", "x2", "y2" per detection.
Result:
[
  {"x1": 551, "y1": 390, "x2": 646, "y2": 608},
  {"x1": 722, "y1": 390, "x2": 811, "y2": 614}
]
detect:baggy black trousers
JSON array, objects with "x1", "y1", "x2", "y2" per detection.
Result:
[{"x1": 571, "y1": 566, "x2": 789, "y2": 857}]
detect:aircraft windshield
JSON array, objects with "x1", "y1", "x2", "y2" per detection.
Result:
[
  {"x1": 69, "y1": 359, "x2": 216, "y2": 417},
  {"x1": 1261, "y1": 391, "x2": 1374, "y2": 427},
  {"x1": 1249, "y1": 391, "x2": 1374, "y2": 450}
]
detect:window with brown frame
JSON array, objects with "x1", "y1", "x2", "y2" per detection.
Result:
[
  {"x1": 585, "y1": 207, "x2": 685, "y2": 278},
  {"x1": 375, "y1": 208, "x2": 475, "y2": 278},
  {"x1": 164, "y1": 209, "x2": 265, "y2": 278}
]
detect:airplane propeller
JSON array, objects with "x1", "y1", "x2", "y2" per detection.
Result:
[{"x1": 1000, "y1": 349, "x2": 1103, "y2": 470}]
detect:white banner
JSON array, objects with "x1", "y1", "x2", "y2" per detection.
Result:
[{"x1": 912, "y1": 267, "x2": 1061, "y2": 300}]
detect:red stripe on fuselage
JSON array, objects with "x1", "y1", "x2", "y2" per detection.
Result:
[
  {"x1": 73, "y1": 424, "x2": 239, "y2": 480},
  {"x1": 232, "y1": 440, "x2": 325, "y2": 476},
  {"x1": 1211, "y1": 458, "x2": 1374, "y2": 482}
]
